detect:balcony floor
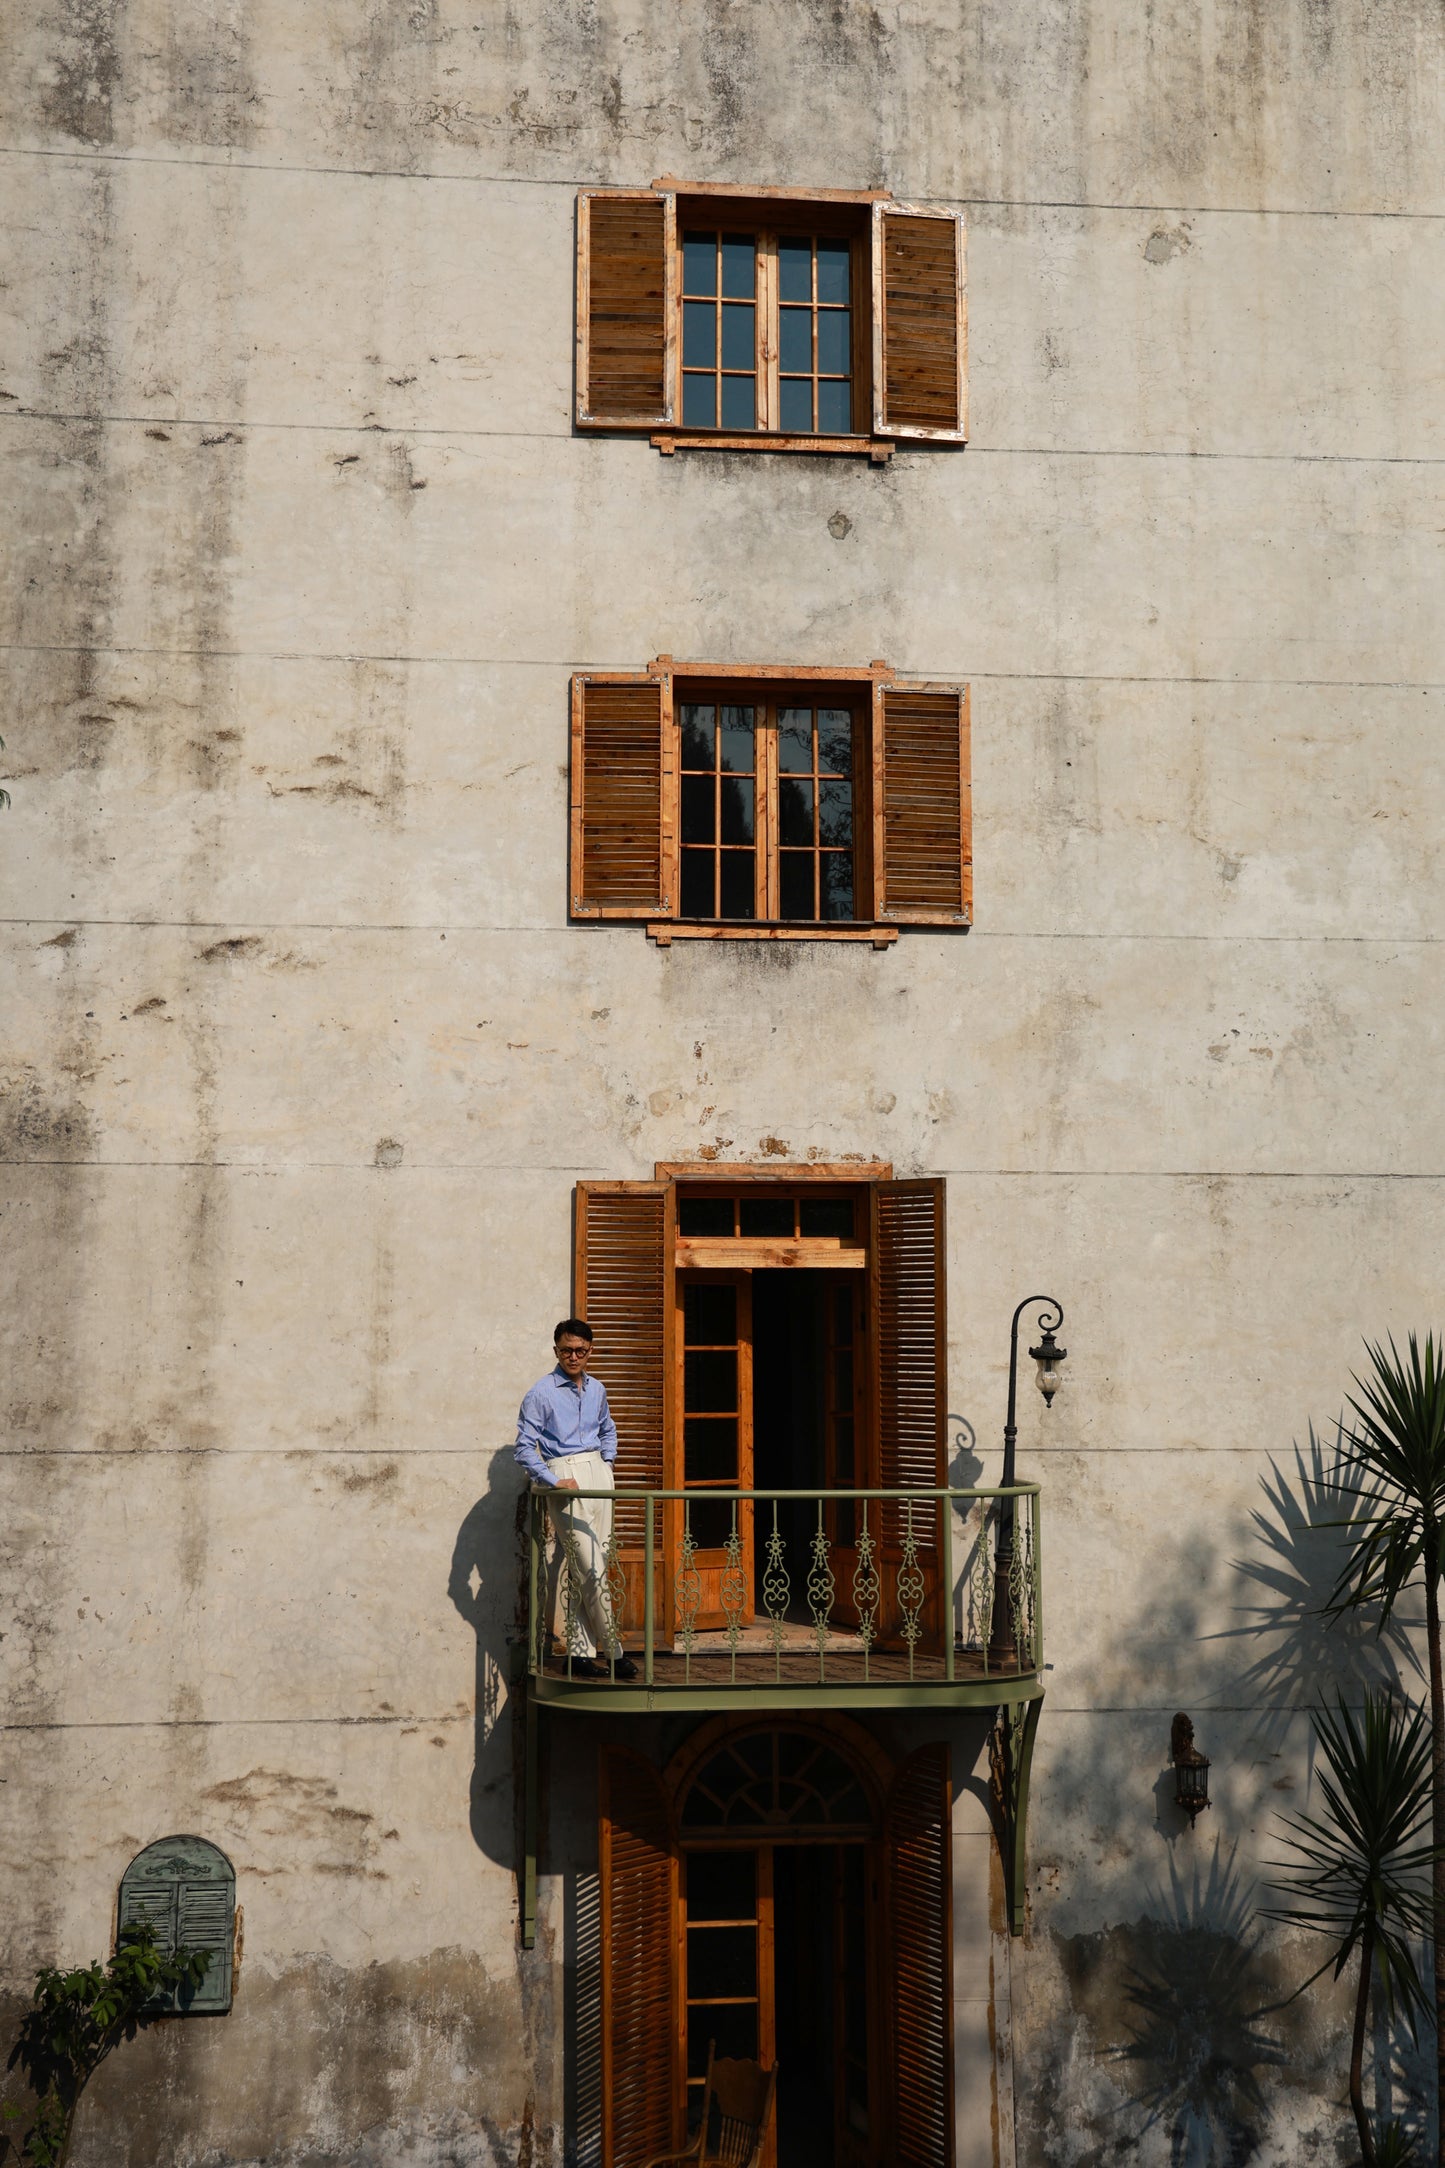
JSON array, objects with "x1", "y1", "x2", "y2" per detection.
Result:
[{"x1": 539, "y1": 1618, "x2": 1034, "y2": 1692}]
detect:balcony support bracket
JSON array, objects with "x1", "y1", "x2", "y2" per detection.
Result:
[
  {"x1": 994, "y1": 1690, "x2": 1043, "y2": 1938},
  {"x1": 521, "y1": 1676, "x2": 539, "y2": 1950}
]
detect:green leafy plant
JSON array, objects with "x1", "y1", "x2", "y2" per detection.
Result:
[
  {"x1": 1263, "y1": 1692, "x2": 1435, "y2": 2166},
  {"x1": 4, "y1": 1923, "x2": 211, "y2": 2168},
  {"x1": 1327, "y1": 1333, "x2": 1445, "y2": 2164}
]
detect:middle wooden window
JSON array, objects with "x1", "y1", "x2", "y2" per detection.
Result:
[
  {"x1": 678, "y1": 690, "x2": 863, "y2": 924},
  {"x1": 679, "y1": 221, "x2": 864, "y2": 437}
]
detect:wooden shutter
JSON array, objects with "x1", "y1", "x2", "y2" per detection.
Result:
[
  {"x1": 576, "y1": 1181, "x2": 674, "y2": 1631},
  {"x1": 872, "y1": 683, "x2": 971, "y2": 926},
  {"x1": 570, "y1": 673, "x2": 675, "y2": 919},
  {"x1": 601, "y1": 1747, "x2": 680, "y2": 2168},
  {"x1": 872, "y1": 204, "x2": 966, "y2": 442},
  {"x1": 177, "y1": 1875, "x2": 235, "y2": 2011},
  {"x1": 884, "y1": 1744, "x2": 955, "y2": 2168},
  {"x1": 870, "y1": 1177, "x2": 946, "y2": 1507},
  {"x1": 577, "y1": 188, "x2": 677, "y2": 428}
]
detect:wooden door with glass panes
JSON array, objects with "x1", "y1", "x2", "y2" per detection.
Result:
[{"x1": 672, "y1": 1273, "x2": 754, "y2": 1633}]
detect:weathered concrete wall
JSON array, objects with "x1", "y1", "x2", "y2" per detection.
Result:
[{"x1": 4, "y1": 1, "x2": 1445, "y2": 2162}]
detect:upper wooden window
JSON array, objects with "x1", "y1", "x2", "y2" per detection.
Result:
[
  {"x1": 570, "y1": 662, "x2": 971, "y2": 944},
  {"x1": 576, "y1": 185, "x2": 966, "y2": 453}
]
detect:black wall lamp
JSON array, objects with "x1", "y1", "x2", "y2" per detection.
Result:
[
  {"x1": 988, "y1": 1296, "x2": 1067, "y2": 1664},
  {"x1": 1171, "y1": 1712, "x2": 1212, "y2": 1823}
]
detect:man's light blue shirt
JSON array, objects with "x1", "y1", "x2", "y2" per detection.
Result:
[{"x1": 514, "y1": 1364, "x2": 618, "y2": 1488}]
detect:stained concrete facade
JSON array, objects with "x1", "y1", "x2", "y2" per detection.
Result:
[{"x1": 3, "y1": 2, "x2": 1445, "y2": 2163}]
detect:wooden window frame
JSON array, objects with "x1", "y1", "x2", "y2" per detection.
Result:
[
  {"x1": 567, "y1": 658, "x2": 969, "y2": 944},
  {"x1": 577, "y1": 181, "x2": 966, "y2": 459}
]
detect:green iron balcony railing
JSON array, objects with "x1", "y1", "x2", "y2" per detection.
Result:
[{"x1": 525, "y1": 1482, "x2": 1042, "y2": 1698}]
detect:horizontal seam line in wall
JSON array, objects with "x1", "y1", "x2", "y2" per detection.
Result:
[
  {"x1": 1, "y1": 143, "x2": 1442, "y2": 223},
  {"x1": 2, "y1": 644, "x2": 1443, "y2": 691},
  {"x1": 3, "y1": 1160, "x2": 1444, "y2": 1178},
  {"x1": 3, "y1": 922, "x2": 1444, "y2": 947},
  {"x1": 0, "y1": 1714, "x2": 473, "y2": 1731},
  {"x1": 6, "y1": 410, "x2": 1445, "y2": 467}
]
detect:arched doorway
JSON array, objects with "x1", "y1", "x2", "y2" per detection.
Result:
[{"x1": 599, "y1": 1720, "x2": 954, "y2": 2168}]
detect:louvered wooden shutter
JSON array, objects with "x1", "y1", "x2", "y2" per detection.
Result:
[
  {"x1": 601, "y1": 1748, "x2": 680, "y2": 2168},
  {"x1": 576, "y1": 1182, "x2": 674, "y2": 1632},
  {"x1": 118, "y1": 1836, "x2": 235, "y2": 2013},
  {"x1": 577, "y1": 189, "x2": 677, "y2": 428},
  {"x1": 884, "y1": 1744, "x2": 955, "y2": 2168},
  {"x1": 872, "y1": 205, "x2": 966, "y2": 442},
  {"x1": 870, "y1": 1178, "x2": 946, "y2": 1512},
  {"x1": 571, "y1": 673, "x2": 675, "y2": 919},
  {"x1": 873, "y1": 684, "x2": 970, "y2": 926}
]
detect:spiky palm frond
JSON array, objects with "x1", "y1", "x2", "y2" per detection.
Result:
[
  {"x1": 1263, "y1": 1692, "x2": 1437, "y2": 2034},
  {"x1": 1329, "y1": 1334, "x2": 1445, "y2": 1626}
]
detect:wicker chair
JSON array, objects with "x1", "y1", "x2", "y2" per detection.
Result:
[{"x1": 646, "y1": 2042, "x2": 779, "y2": 2168}]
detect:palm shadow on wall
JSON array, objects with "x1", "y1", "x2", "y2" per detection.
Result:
[
  {"x1": 1210, "y1": 1424, "x2": 1420, "y2": 1758},
  {"x1": 1105, "y1": 1842, "x2": 1288, "y2": 2168},
  {"x1": 447, "y1": 1446, "x2": 531, "y2": 1870}
]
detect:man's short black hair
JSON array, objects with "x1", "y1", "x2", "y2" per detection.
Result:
[{"x1": 554, "y1": 1318, "x2": 593, "y2": 1345}]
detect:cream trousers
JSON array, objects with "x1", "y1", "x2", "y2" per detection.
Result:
[{"x1": 545, "y1": 1450, "x2": 617, "y2": 1659}]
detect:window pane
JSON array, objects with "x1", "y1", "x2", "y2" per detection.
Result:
[
  {"x1": 680, "y1": 704, "x2": 716, "y2": 770},
  {"x1": 818, "y1": 377, "x2": 852, "y2": 434},
  {"x1": 682, "y1": 774, "x2": 716, "y2": 845},
  {"x1": 686, "y1": 1925, "x2": 757, "y2": 1999},
  {"x1": 800, "y1": 1197, "x2": 855, "y2": 1239},
  {"x1": 719, "y1": 851, "x2": 755, "y2": 920},
  {"x1": 719, "y1": 707, "x2": 755, "y2": 773},
  {"x1": 685, "y1": 1349, "x2": 738, "y2": 1413},
  {"x1": 689, "y1": 2004, "x2": 757, "y2": 2077},
  {"x1": 779, "y1": 376, "x2": 812, "y2": 432},
  {"x1": 683, "y1": 373, "x2": 716, "y2": 428},
  {"x1": 816, "y1": 240, "x2": 850, "y2": 304},
  {"x1": 779, "y1": 236, "x2": 812, "y2": 301},
  {"x1": 817, "y1": 309, "x2": 850, "y2": 375},
  {"x1": 685, "y1": 1281, "x2": 737, "y2": 1339},
  {"x1": 686, "y1": 1849, "x2": 756, "y2": 1921},
  {"x1": 817, "y1": 708, "x2": 853, "y2": 773},
  {"x1": 780, "y1": 777, "x2": 814, "y2": 846},
  {"x1": 720, "y1": 776, "x2": 754, "y2": 845},
  {"x1": 819, "y1": 776, "x2": 853, "y2": 846},
  {"x1": 721, "y1": 302, "x2": 755, "y2": 371},
  {"x1": 685, "y1": 1496, "x2": 738, "y2": 1550},
  {"x1": 719, "y1": 374, "x2": 755, "y2": 430},
  {"x1": 779, "y1": 306, "x2": 812, "y2": 374},
  {"x1": 778, "y1": 709, "x2": 812, "y2": 773},
  {"x1": 683, "y1": 231, "x2": 718, "y2": 294},
  {"x1": 820, "y1": 853, "x2": 854, "y2": 920},
  {"x1": 738, "y1": 1196, "x2": 795, "y2": 1238},
  {"x1": 683, "y1": 299, "x2": 716, "y2": 368},
  {"x1": 681, "y1": 849, "x2": 715, "y2": 918},
  {"x1": 720, "y1": 233, "x2": 756, "y2": 297},
  {"x1": 779, "y1": 851, "x2": 814, "y2": 920},
  {"x1": 678, "y1": 1194, "x2": 734, "y2": 1238}
]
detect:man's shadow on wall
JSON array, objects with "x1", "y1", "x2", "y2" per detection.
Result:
[{"x1": 447, "y1": 1446, "x2": 534, "y2": 1870}]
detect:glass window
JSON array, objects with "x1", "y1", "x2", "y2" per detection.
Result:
[
  {"x1": 678, "y1": 226, "x2": 852, "y2": 436},
  {"x1": 677, "y1": 696, "x2": 859, "y2": 926},
  {"x1": 679, "y1": 703, "x2": 757, "y2": 920},
  {"x1": 681, "y1": 230, "x2": 757, "y2": 433}
]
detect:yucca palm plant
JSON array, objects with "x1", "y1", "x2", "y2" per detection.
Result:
[
  {"x1": 1264, "y1": 1692, "x2": 1435, "y2": 2165},
  {"x1": 1328, "y1": 1334, "x2": 1445, "y2": 2162}
]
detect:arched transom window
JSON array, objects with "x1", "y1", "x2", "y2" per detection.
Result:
[{"x1": 679, "y1": 1726, "x2": 875, "y2": 1838}]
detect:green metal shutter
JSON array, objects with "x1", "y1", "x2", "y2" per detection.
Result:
[{"x1": 118, "y1": 1836, "x2": 235, "y2": 2014}]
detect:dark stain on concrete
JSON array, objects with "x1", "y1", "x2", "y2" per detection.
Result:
[
  {"x1": 0, "y1": 1069, "x2": 95, "y2": 1162},
  {"x1": 197, "y1": 934, "x2": 262, "y2": 962},
  {"x1": 39, "y1": 0, "x2": 122, "y2": 145}
]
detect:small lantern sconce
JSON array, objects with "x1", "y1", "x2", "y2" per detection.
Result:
[{"x1": 1170, "y1": 1712, "x2": 1211, "y2": 1824}]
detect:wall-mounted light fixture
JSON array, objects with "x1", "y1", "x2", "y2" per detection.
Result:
[
  {"x1": 1030, "y1": 1320, "x2": 1068, "y2": 1405},
  {"x1": 988, "y1": 1297, "x2": 1067, "y2": 1664},
  {"x1": 1170, "y1": 1712, "x2": 1211, "y2": 1824}
]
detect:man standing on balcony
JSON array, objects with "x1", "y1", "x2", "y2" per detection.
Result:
[{"x1": 515, "y1": 1318, "x2": 638, "y2": 1680}]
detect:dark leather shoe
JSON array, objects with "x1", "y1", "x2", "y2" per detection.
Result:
[
  {"x1": 612, "y1": 1655, "x2": 639, "y2": 1681},
  {"x1": 566, "y1": 1657, "x2": 609, "y2": 1678}
]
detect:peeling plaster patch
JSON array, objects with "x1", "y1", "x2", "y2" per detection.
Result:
[
  {"x1": 374, "y1": 1137, "x2": 405, "y2": 1168},
  {"x1": 0, "y1": 1070, "x2": 94, "y2": 1161},
  {"x1": 1144, "y1": 224, "x2": 1193, "y2": 263},
  {"x1": 198, "y1": 933, "x2": 262, "y2": 963}
]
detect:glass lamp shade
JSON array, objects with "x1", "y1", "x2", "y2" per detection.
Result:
[
  {"x1": 1035, "y1": 1359, "x2": 1063, "y2": 1403},
  {"x1": 1174, "y1": 1755, "x2": 1211, "y2": 1820}
]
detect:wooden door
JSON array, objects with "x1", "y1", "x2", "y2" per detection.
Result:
[
  {"x1": 868, "y1": 1178, "x2": 947, "y2": 1648},
  {"x1": 576, "y1": 1182, "x2": 674, "y2": 1645},
  {"x1": 671, "y1": 1273, "x2": 754, "y2": 1633}
]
